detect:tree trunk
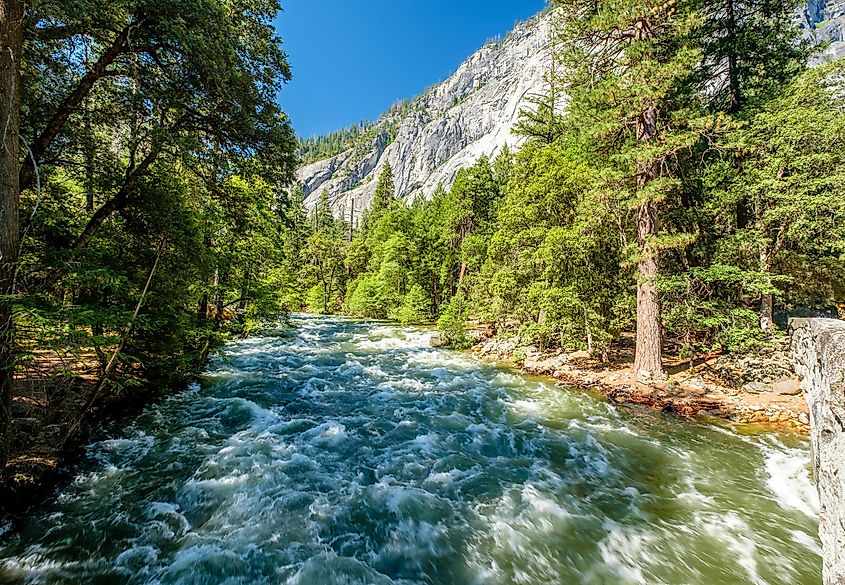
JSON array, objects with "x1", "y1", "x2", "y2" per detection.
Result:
[
  {"x1": 759, "y1": 249, "x2": 774, "y2": 332},
  {"x1": 584, "y1": 306, "x2": 593, "y2": 354},
  {"x1": 83, "y1": 38, "x2": 95, "y2": 214},
  {"x1": 634, "y1": 200, "x2": 665, "y2": 379},
  {"x1": 0, "y1": 0, "x2": 23, "y2": 477},
  {"x1": 197, "y1": 293, "x2": 209, "y2": 321},
  {"x1": 724, "y1": 0, "x2": 752, "y2": 232},
  {"x1": 725, "y1": 0, "x2": 742, "y2": 116},
  {"x1": 212, "y1": 266, "x2": 224, "y2": 331},
  {"x1": 633, "y1": 102, "x2": 666, "y2": 381},
  {"x1": 759, "y1": 293, "x2": 774, "y2": 332},
  {"x1": 62, "y1": 238, "x2": 166, "y2": 447},
  {"x1": 71, "y1": 146, "x2": 160, "y2": 253}
]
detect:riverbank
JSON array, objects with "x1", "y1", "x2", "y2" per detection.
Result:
[
  {"x1": 2, "y1": 352, "x2": 98, "y2": 512},
  {"x1": 2, "y1": 347, "x2": 208, "y2": 514},
  {"x1": 472, "y1": 333, "x2": 810, "y2": 434}
]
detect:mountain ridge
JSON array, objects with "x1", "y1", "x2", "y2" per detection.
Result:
[{"x1": 296, "y1": 12, "x2": 552, "y2": 221}]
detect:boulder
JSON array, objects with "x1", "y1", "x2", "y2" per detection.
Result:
[{"x1": 773, "y1": 377, "x2": 802, "y2": 396}]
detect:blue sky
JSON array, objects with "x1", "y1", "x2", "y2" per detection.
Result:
[{"x1": 275, "y1": 0, "x2": 547, "y2": 139}]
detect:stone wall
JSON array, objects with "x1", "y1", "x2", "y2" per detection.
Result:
[{"x1": 791, "y1": 318, "x2": 845, "y2": 585}]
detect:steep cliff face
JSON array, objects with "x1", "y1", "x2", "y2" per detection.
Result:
[
  {"x1": 296, "y1": 13, "x2": 553, "y2": 220},
  {"x1": 800, "y1": 0, "x2": 845, "y2": 59},
  {"x1": 791, "y1": 318, "x2": 845, "y2": 585},
  {"x1": 297, "y1": 2, "x2": 845, "y2": 219}
]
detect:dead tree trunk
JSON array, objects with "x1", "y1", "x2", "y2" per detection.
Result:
[{"x1": 62, "y1": 238, "x2": 166, "y2": 446}]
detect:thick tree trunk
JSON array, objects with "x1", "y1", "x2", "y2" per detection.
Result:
[
  {"x1": 633, "y1": 102, "x2": 666, "y2": 380},
  {"x1": 634, "y1": 200, "x2": 665, "y2": 379},
  {"x1": 0, "y1": 0, "x2": 23, "y2": 476}
]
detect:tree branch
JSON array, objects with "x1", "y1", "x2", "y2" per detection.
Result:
[{"x1": 20, "y1": 19, "x2": 143, "y2": 191}]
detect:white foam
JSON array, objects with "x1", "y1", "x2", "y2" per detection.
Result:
[
  {"x1": 701, "y1": 512, "x2": 766, "y2": 585},
  {"x1": 791, "y1": 529, "x2": 823, "y2": 556},
  {"x1": 763, "y1": 446, "x2": 819, "y2": 518},
  {"x1": 597, "y1": 522, "x2": 653, "y2": 585},
  {"x1": 115, "y1": 545, "x2": 159, "y2": 569},
  {"x1": 309, "y1": 422, "x2": 348, "y2": 448}
]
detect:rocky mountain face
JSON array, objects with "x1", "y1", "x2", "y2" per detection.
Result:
[
  {"x1": 297, "y1": 3, "x2": 845, "y2": 219},
  {"x1": 791, "y1": 318, "x2": 845, "y2": 585},
  {"x1": 296, "y1": 13, "x2": 552, "y2": 221},
  {"x1": 800, "y1": 0, "x2": 845, "y2": 59}
]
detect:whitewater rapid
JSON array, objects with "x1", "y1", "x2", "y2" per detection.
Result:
[{"x1": 0, "y1": 316, "x2": 821, "y2": 584}]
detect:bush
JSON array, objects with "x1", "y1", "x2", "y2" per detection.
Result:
[
  {"x1": 436, "y1": 294, "x2": 472, "y2": 349},
  {"x1": 395, "y1": 285, "x2": 432, "y2": 325},
  {"x1": 347, "y1": 275, "x2": 388, "y2": 319},
  {"x1": 305, "y1": 284, "x2": 327, "y2": 314}
]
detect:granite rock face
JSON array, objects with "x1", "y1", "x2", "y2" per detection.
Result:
[
  {"x1": 791, "y1": 318, "x2": 845, "y2": 585},
  {"x1": 800, "y1": 0, "x2": 845, "y2": 60},
  {"x1": 297, "y1": 2, "x2": 845, "y2": 219},
  {"x1": 296, "y1": 13, "x2": 553, "y2": 219}
]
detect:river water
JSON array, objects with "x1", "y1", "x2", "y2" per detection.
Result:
[{"x1": 0, "y1": 316, "x2": 821, "y2": 584}]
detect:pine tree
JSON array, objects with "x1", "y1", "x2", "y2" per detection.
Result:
[
  {"x1": 716, "y1": 64, "x2": 845, "y2": 330},
  {"x1": 369, "y1": 162, "x2": 397, "y2": 226},
  {"x1": 314, "y1": 189, "x2": 338, "y2": 233},
  {"x1": 697, "y1": 0, "x2": 806, "y2": 116},
  {"x1": 555, "y1": 0, "x2": 703, "y2": 380}
]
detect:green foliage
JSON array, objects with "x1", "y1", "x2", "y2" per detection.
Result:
[
  {"x1": 16, "y1": 0, "x2": 299, "y2": 390},
  {"x1": 396, "y1": 285, "x2": 432, "y2": 325},
  {"x1": 436, "y1": 294, "x2": 472, "y2": 349},
  {"x1": 299, "y1": 121, "x2": 379, "y2": 165},
  {"x1": 347, "y1": 275, "x2": 389, "y2": 320}
]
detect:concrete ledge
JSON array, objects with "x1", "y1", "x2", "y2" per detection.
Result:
[{"x1": 791, "y1": 318, "x2": 845, "y2": 585}]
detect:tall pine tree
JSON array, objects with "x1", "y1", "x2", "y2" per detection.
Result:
[{"x1": 555, "y1": 0, "x2": 703, "y2": 379}]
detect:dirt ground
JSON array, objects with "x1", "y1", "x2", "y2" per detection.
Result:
[{"x1": 3, "y1": 350, "x2": 100, "y2": 511}]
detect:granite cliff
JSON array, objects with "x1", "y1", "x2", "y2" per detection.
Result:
[
  {"x1": 297, "y1": 2, "x2": 845, "y2": 219},
  {"x1": 296, "y1": 13, "x2": 552, "y2": 220}
]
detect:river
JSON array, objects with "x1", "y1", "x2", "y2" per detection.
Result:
[{"x1": 0, "y1": 316, "x2": 821, "y2": 584}]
